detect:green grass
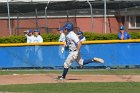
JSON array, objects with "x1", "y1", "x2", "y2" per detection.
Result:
[
  {"x1": 1, "y1": 69, "x2": 140, "y2": 75},
  {"x1": 1, "y1": 69, "x2": 140, "y2": 93},
  {"x1": 0, "y1": 82, "x2": 140, "y2": 93}
]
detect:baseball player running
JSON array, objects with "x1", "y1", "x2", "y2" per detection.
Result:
[{"x1": 57, "y1": 22, "x2": 104, "y2": 80}]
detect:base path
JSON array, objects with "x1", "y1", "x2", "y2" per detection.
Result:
[{"x1": 0, "y1": 74, "x2": 140, "y2": 85}]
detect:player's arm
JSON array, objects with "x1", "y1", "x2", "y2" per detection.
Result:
[
  {"x1": 77, "y1": 41, "x2": 82, "y2": 52},
  {"x1": 72, "y1": 33, "x2": 82, "y2": 51}
]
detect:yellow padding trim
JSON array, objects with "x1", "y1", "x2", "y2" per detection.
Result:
[
  {"x1": 0, "y1": 39, "x2": 140, "y2": 47},
  {"x1": 82, "y1": 39, "x2": 140, "y2": 44},
  {"x1": 0, "y1": 42, "x2": 64, "y2": 47}
]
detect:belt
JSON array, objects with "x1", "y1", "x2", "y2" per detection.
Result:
[{"x1": 69, "y1": 50, "x2": 77, "y2": 52}]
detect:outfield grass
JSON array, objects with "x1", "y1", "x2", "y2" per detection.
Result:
[
  {"x1": 0, "y1": 82, "x2": 140, "y2": 93},
  {"x1": 1, "y1": 69, "x2": 140, "y2": 75}
]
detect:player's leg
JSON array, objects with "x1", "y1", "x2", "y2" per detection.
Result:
[
  {"x1": 83, "y1": 57, "x2": 104, "y2": 65},
  {"x1": 76, "y1": 52, "x2": 94, "y2": 67},
  {"x1": 75, "y1": 51, "x2": 84, "y2": 67},
  {"x1": 58, "y1": 52, "x2": 74, "y2": 80},
  {"x1": 76, "y1": 52, "x2": 104, "y2": 66},
  {"x1": 77, "y1": 58, "x2": 104, "y2": 69}
]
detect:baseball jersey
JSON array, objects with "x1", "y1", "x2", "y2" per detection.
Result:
[
  {"x1": 66, "y1": 31, "x2": 80, "y2": 51},
  {"x1": 25, "y1": 34, "x2": 34, "y2": 43},
  {"x1": 33, "y1": 35, "x2": 43, "y2": 43},
  {"x1": 59, "y1": 33, "x2": 65, "y2": 42},
  {"x1": 118, "y1": 32, "x2": 131, "y2": 40}
]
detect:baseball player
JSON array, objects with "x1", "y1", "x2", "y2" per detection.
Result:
[
  {"x1": 33, "y1": 29, "x2": 43, "y2": 67},
  {"x1": 58, "y1": 27, "x2": 66, "y2": 42},
  {"x1": 57, "y1": 22, "x2": 104, "y2": 80},
  {"x1": 118, "y1": 26, "x2": 131, "y2": 40},
  {"x1": 24, "y1": 29, "x2": 34, "y2": 63},
  {"x1": 58, "y1": 27, "x2": 66, "y2": 54},
  {"x1": 77, "y1": 30, "x2": 86, "y2": 41},
  {"x1": 33, "y1": 29, "x2": 43, "y2": 43},
  {"x1": 24, "y1": 29, "x2": 34, "y2": 43}
]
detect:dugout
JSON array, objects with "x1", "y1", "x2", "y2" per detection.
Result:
[{"x1": 0, "y1": 0, "x2": 140, "y2": 36}]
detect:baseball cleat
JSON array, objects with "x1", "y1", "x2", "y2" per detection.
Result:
[
  {"x1": 92, "y1": 57, "x2": 104, "y2": 63},
  {"x1": 79, "y1": 65, "x2": 84, "y2": 69},
  {"x1": 56, "y1": 76, "x2": 65, "y2": 80}
]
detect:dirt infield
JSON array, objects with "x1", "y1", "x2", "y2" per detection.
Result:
[{"x1": 0, "y1": 74, "x2": 140, "y2": 85}]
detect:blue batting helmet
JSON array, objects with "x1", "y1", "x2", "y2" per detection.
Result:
[
  {"x1": 63, "y1": 22, "x2": 74, "y2": 31},
  {"x1": 120, "y1": 26, "x2": 125, "y2": 30}
]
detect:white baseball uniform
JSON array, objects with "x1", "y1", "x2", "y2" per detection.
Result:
[
  {"x1": 25, "y1": 34, "x2": 34, "y2": 43},
  {"x1": 33, "y1": 35, "x2": 43, "y2": 67},
  {"x1": 58, "y1": 32, "x2": 66, "y2": 53},
  {"x1": 59, "y1": 33, "x2": 65, "y2": 42},
  {"x1": 64, "y1": 31, "x2": 83, "y2": 68},
  {"x1": 33, "y1": 35, "x2": 43, "y2": 43}
]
